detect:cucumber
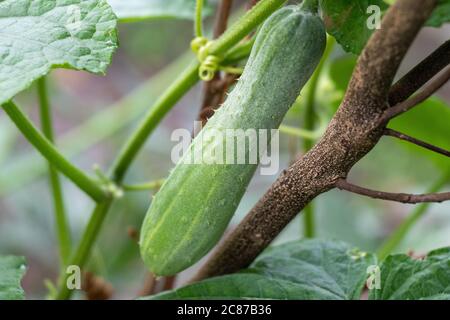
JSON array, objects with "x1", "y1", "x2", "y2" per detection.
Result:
[{"x1": 140, "y1": 4, "x2": 326, "y2": 276}]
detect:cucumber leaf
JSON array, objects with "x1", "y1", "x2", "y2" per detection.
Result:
[
  {"x1": 0, "y1": 255, "x2": 27, "y2": 300},
  {"x1": 107, "y1": 0, "x2": 214, "y2": 23},
  {"x1": 319, "y1": 0, "x2": 388, "y2": 54},
  {"x1": 0, "y1": 0, "x2": 118, "y2": 105},
  {"x1": 320, "y1": 0, "x2": 449, "y2": 54},
  {"x1": 369, "y1": 248, "x2": 450, "y2": 300},
  {"x1": 145, "y1": 239, "x2": 376, "y2": 300},
  {"x1": 427, "y1": 0, "x2": 450, "y2": 27}
]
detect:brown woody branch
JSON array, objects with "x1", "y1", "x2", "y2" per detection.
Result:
[
  {"x1": 335, "y1": 178, "x2": 450, "y2": 204},
  {"x1": 192, "y1": 0, "x2": 439, "y2": 282},
  {"x1": 384, "y1": 128, "x2": 450, "y2": 158},
  {"x1": 381, "y1": 66, "x2": 450, "y2": 122},
  {"x1": 389, "y1": 40, "x2": 450, "y2": 106}
]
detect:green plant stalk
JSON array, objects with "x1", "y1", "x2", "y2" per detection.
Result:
[
  {"x1": 56, "y1": 1, "x2": 286, "y2": 298},
  {"x1": 222, "y1": 38, "x2": 255, "y2": 65},
  {"x1": 123, "y1": 179, "x2": 165, "y2": 192},
  {"x1": 0, "y1": 52, "x2": 194, "y2": 195},
  {"x1": 111, "y1": 61, "x2": 200, "y2": 182},
  {"x1": 0, "y1": 3, "x2": 272, "y2": 193},
  {"x1": 302, "y1": 36, "x2": 335, "y2": 238},
  {"x1": 0, "y1": 118, "x2": 18, "y2": 166},
  {"x1": 195, "y1": 0, "x2": 204, "y2": 37},
  {"x1": 2, "y1": 101, "x2": 106, "y2": 202},
  {"x1": 208, "y1": 0, "x2": 286, "y2": 56},
  {"x1": 377, "y1": 171, "x2": 450, "y2": 260},
  {"x1": 111, "y1": 0, "x2": 287, "y2": 182},
  {"x1": 37, "y1": 77, "x2": 72, "y2": 266},
  {"x1": 54, "y1": 63, "x2": 199, "y2": 300},
  {"x1": 55, "y1": 200, "x2": 112, "y2": 300},
  {"x1": 279, "y1": 125, "x2": 319, "y2": 140}
]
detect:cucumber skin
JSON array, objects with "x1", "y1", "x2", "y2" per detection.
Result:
[{"x1": 140, "y1": 5, "x2": 326, "y2": 276}]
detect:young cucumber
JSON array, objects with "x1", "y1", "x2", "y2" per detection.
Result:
[{"x1": 140, "y1": 4, "x2": 326, "y2": 276}]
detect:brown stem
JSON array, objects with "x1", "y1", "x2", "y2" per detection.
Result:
[
  {"x1": 389, "y1": 40, "x2": 450, "y2": 106},
  {"x1": 82, "y1": 272, "x2": 114, "y2": 300},
  {"x1": 247, "y1": 0, "x2": 261, "y2": 10},
  {"x1": 381, "y1": 66, "x2": 450, "y2": 122},
  {"x1": 214, "y1": 0, "x2": 233, "y2": 38},
  {"x1": 138, "y1": 273, "x2": 156, "y2": 297},
  {"x1": 384, "y1": 128, "x2": 450, "y2": 158},
  {"x1": 335, "y1": 178, "x2": 450, "y2": 204},
  {"x1": 162, "y1": 276, "x2": 177, "y2": 291},
  {"x1": 191, "y1": 0, "x2": 438, "y2": 282}
]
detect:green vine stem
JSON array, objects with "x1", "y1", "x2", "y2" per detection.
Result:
[
  {"x1": 55, "y1": 200, "x2": 112, "y2": 300},
  {"x1": 279, "y1": 125, "x2": 321, "y2": 140},
  {"x1": 302, "y1": 36, "x2": 335, "y2": 238},
  {"x1": 207, "y1": 0, "x2": 285, "y2": 56},
  {"x1": 2, "y1": 101, "x2": 107, "y2": 202},
  {"x1": 123, "y1": 179, "x2": 165, "y2": 192},
  {"x1": 55, "y1": 0, "x2": 286, "y2": 299},
  {"x1": 111, "y1": 61, "x2": 200, "y2": 182},
  {"x1": 222, "y1": 38, "x2": 255, "y2": 65},
  {"x1": 195, "y1": 0, "x2": 205, "y2": 37},
  {"x1": 0, "y1": 53, "x2": 194, "y2": 195},
  {"x1": 377, "y1": 171, "x2": 450, "y2": 260},
  {"x1": 55, "y1": 63, "x2": 199, "y2": 300},
  {"x1": 37, "y1": 77, "x2": 72, "y2": 266},
  {"x1": 112, "y1": 0, "x2": 285, "y2": 182}
]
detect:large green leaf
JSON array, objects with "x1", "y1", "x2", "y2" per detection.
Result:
[
  {"x1": 146, "y1": 239, "x2": 376, "y2": 300},
  {"x1": 389, "y1": 98, "x2": 450, "y2": 171},
  {"x1": 107, "y1": 0, "x2": 213, "y2": 23},
  {"x1": 369, "y1": 247, "x2": 450, "y2": 300},
  {"x1": 0, "y1": 0, "x2": 118, "y2": 105},
  {"x1": 0, "y1": 255, "x2": 27, "y2": 300},
  {"x1": 427, "y1": 0, "x2": 450, "y2": 27},
  {"x1": 321, "y1": 0, "x2": 449, "y2": 54},
  {"x1": 319, "y1": 0, "x2": 388, "y2": 54}
]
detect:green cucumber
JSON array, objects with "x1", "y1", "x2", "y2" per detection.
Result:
[{"x1": 140, "y1": 4, "x2": 326, "y2": 276}]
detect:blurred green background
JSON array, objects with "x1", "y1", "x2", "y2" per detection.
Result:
[{"x1": 0, "y1": 1, "x2": 449, "y2": 299}]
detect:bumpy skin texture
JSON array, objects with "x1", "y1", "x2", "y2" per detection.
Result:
[{"x1": 140, "y1": 5, "x2": 326, "y2": 276}]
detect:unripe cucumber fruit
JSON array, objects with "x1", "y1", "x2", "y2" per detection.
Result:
[{"x1": 140, "y1": 4, "x2": 326, "y2": 276}]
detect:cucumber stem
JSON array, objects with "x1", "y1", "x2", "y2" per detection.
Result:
[
  {"x1": 279, "y1": 125, "x2": 320, "y2": 140},
  {"x1": 37, "y1": 77, "x2": 72, "y2": 267},
  {"x1": 2, "y1": 101, "x2": 107, "y2": 202},
  {"x1": 110, "y1": 61, "x2": 200, "y2": 183},
  {"x1": 55, "y1": 201, "x2": 112, "y2": 300},
  {"x1": 123, "y1": 179, "x2": 165, "y2": 192},
  {"x1": 195, "y1": 0, "x2": 205, "y2": 38}
]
